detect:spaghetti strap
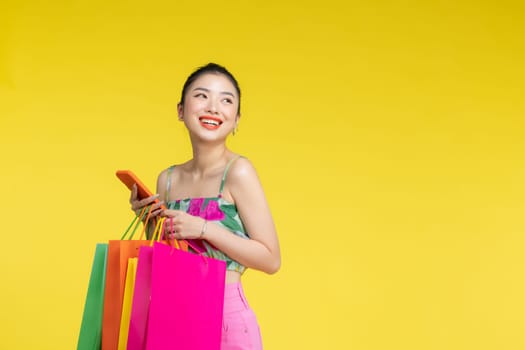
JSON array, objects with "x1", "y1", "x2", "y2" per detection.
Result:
[
  {"x1": 218, "y1": 156, "x2": 242, "y2": 196},
  {"x1": 166, "y1": 165, "x2": 176, "y2": 203}
]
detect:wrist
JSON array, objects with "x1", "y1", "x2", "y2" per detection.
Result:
[{"x1": 199, "y1": 219, "x2": 208, "y2": 239}]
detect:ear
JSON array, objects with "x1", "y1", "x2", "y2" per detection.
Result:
[{"x1": 177, "y1": 103, "x2": 184, "y2": 121}]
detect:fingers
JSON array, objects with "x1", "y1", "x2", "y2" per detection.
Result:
[
  {"x1": 129, "y1": 183, "x2": 138, "y2": 202},
  {"x1": 161, "y1": 216, "x2": 181, "y2": 238},
  {"x1": 140, "y1": 204, "x2": 164, "y2": 219},
  {"x1": 131, "y1": 194, "x2": 161, "y2": 212},
  {"x1": 165, "y1": 233, "x2": 180, "y2": 241},
  {"x1": 160, "y1": 209, "x2": 182, "y2": 218},
  {"x1": 135, "y1": 194, "x2": 160, "y2": 210},
  {"x1": 162, "y1": 216, "x2": 177, "y2": 232},
  {"x1": 149, "y1": 206, "x2": 164, "y2": 218},
  {"x1": 159, "y1": 213, "x2": 198, "y2": 240},
  {"x1": 149, "y1": 200, "x2": 164, "y2": 213}
]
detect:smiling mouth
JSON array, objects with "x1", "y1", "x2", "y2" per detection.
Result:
[{"x1": 199, "y1": 116, "x2": 223, "y2": 130}]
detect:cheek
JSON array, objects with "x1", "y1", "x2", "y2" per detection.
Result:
[
  {"x1": 222, "y1": 103, "x2": 238, "y2": 115},
  {"x1": 185, "y1": 100, "x2": 206, "y2": 114}
]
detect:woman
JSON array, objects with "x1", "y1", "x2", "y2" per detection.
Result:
[{"x1": 129, "y1": 62, "x2": 281, "y2": 349}]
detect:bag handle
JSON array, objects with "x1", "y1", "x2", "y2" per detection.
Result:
[
  {"x1": 149, "y1": 217, "x2": 173, "y2": 246},
  {"x1": 121, "y1": 206, "x2": 147, "y2": 240},
  {"x1": 164, "y1": 218, "x2": 207, "y2": 264},
  {"x1": 120, "y1": 205, "x2": 154, "y2": 240},
  {"x1": 138, "y1": 205, "x2": 156, "y2": 240},
  {"x1": 167, "y1": 217, "x2": 181, "y2": 250}
]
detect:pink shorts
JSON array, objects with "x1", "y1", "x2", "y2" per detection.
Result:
[{"x1": 221, "y1": 282, "x2": 263, "y2": 350}]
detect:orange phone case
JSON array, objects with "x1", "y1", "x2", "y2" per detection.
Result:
[{"x1": 116, "y1": 170, "x2": 165, "y2": 209}]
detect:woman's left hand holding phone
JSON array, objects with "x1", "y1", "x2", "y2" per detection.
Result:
[{"x1": 129, "y1": 183, "x2": 165, "y2": 219}]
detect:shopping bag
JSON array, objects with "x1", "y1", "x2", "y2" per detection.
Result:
[
  {"x1": 118, "y1": 257, "x2": 138, "y2": 350},
  {"x1": 77, "y1": 243, "x2": 108, "y2": 350},
  {"x1": 146, "y1": 241, "x2": 226, "y2": 350},
  {"x1": 102, "y1": 208, "x2": 153, "y2": 350},
  {"x1": 125, "y1": 216, "x2": 165, "y2": 350},
  {"x1": 126, "y1": 246, "x2": 154, "y2": 350}
]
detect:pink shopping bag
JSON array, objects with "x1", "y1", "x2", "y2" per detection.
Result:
[
  {"x1": 127, "y1": 218, "x2": 188, "y2": 350},
  {"x1": 145, "y1": 242, "x2": 226, "y2": 350},
  {"x1": 126, "y1": 245, "x2": 153, "y2": 350}
]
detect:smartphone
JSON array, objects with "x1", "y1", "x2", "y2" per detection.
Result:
[{"x1": 116, "y1": 170, "x2": 166, "y2": 209}]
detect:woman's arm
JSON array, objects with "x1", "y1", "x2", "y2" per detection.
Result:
[
  {"x1": 161, "y1": 158, "x2": 281, "y2": 274},
  {"x1": 211, "y1": 157, "x2": 281, "y2": 274}
]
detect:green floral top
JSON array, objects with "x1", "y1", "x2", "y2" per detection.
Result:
[{"x1": 165, "y1": 157, "x2": 249, "y2": 273}]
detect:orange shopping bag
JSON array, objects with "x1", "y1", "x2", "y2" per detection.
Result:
[{"x1": 101, "y1": 207, "x2": 153, "y2": 350}]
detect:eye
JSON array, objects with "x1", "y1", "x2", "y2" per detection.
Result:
[
  {"x1": 194, "y1": 93, "x2": 207, "y2": 99},
  {"x1": 222, "y1": 98, "x2": 233, "y2": 104}
]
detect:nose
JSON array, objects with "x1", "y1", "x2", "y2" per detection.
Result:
[{"x1": 206, "y1": 97, "x2": 219, "y2": 115}]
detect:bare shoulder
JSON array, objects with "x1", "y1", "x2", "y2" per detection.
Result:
[
  {"x1": 156, "y1": 164, "x2": 181, "y2": 194},
  {"x1": 227, "y1": 156, "x2": 260, "y2": 184},
  {"x1": 224, "y1": 156, "x2": 267, "y2": 204},
  {"x1": 158, "y1": 162, "x2": 187, "y2": 180},
  {"x1": 156, "y1": 166, "x2": 171, "y2": 184}
]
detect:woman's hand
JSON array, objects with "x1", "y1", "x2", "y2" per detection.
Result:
[
  {"x1": 129, "y1": 183, "x2": 164, "y2": 219},
  {"x1": 161, "y1": 209, "x2": 207, "y2": 240}
]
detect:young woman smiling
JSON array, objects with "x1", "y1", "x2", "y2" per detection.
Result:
[{"x1": 129, "y1": 63, "x2": 281, "y2": 349}]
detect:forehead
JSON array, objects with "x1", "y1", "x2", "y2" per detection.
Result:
[{"x1": 189, "y1": 73, "x2": 238, "y2": 96}]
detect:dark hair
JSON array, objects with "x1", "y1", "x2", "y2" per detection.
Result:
[{"x1": 179, "y1": 62, "x2": 241, "y2": 114}]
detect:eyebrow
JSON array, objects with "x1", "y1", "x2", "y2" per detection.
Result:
[{"x1": 192, "y1": 87, "x2": 235, "y2": 97}]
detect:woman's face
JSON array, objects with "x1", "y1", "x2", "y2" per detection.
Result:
[{"x1": 178, "y1": 73, "x2": 240, "y2": 141}]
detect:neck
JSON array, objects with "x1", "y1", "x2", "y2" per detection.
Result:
[{"x1": 189, "y1": 142, "x2": 230, "y2": 176}]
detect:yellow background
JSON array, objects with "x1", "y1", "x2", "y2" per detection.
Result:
[{"x1": 1, "y1": 1, "x2": 524, "y2": 349}]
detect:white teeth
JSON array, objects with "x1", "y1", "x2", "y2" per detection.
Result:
[{"x1": 201, "y1": 119, "x2": 220, "y2": 126}]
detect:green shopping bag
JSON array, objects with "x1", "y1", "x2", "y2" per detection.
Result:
[{"x1": 77, "y1": 243, "x2": 109, "y2": 350}]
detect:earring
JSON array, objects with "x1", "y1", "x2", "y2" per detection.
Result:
[{"x1": 232, "y1": 126, "x2": 238, "y2": 136}]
